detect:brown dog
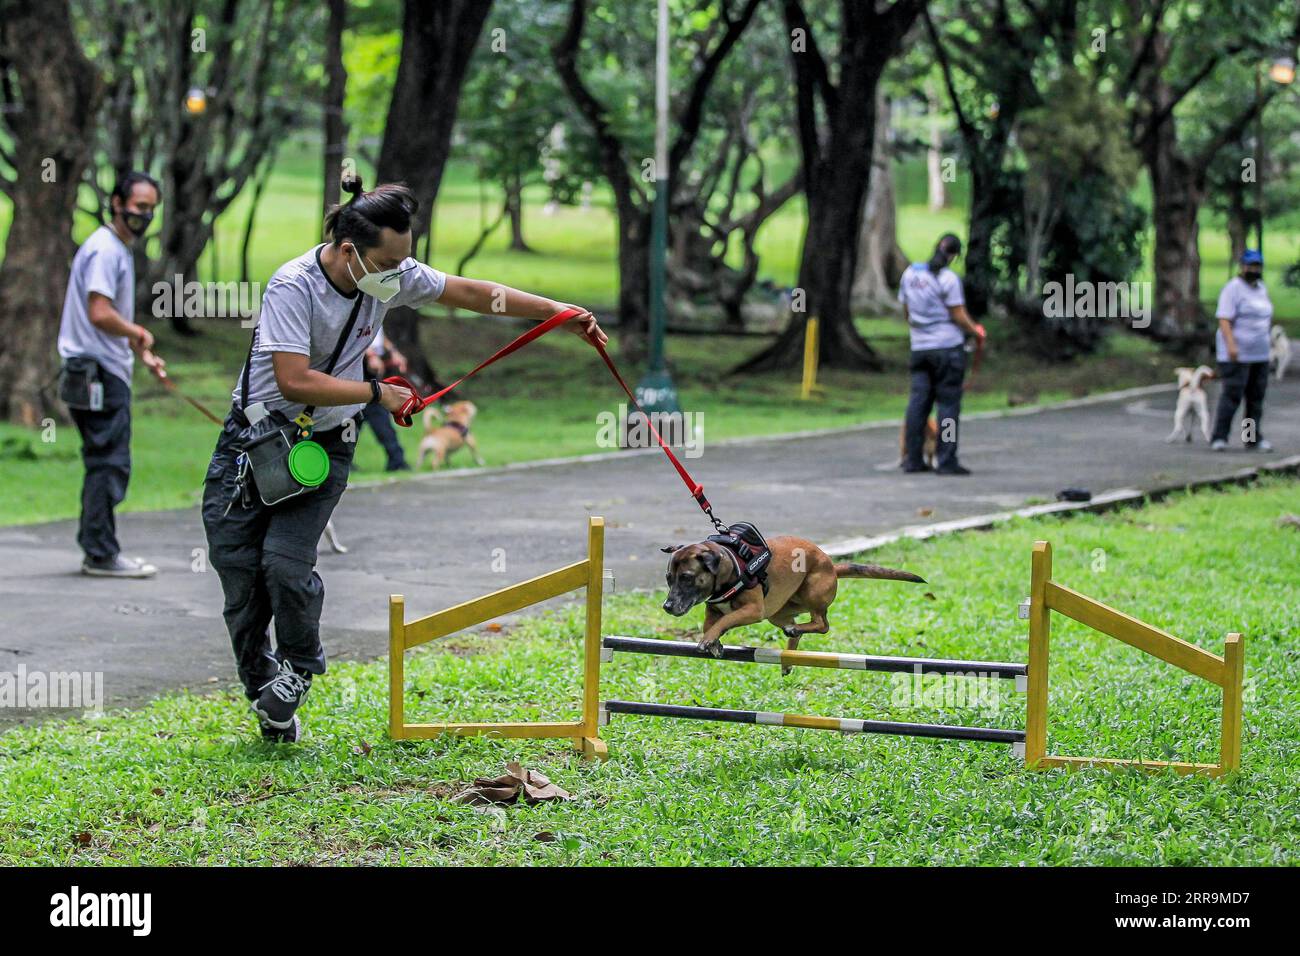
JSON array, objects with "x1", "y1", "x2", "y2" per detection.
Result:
[
  {"x1": 662, "y1": 535, "x2": 924, "y2": 668},
  {"x1": 417, "y1": 401, "x2": 484, "y2": 469},
  {"x1": 898, "y1": 416, "x2": 939, "y2": 468}
]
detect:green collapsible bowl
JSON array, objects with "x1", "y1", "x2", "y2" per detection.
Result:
[{"x1": 287, "y1": 440, "x2": 330, "y2": 488}]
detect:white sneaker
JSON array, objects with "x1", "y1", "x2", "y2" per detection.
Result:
[
  {"x1": 1247, "y1": 439, "x2": 1274, "y2": 453},
  {"x1": 81, "y1": 555, "x2": 158, "y2": 578},
  {"x1": 1210, "y1": 440, "x2": 1227, "y2": 452}
]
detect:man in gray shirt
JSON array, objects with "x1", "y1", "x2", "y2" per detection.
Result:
[{"x1": 57, "y1": 171, "x2": 165, "y2": 577}]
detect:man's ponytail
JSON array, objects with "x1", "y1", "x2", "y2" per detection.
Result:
[{"x1": 323, "y1": 167, "x2": 418, "y2": 251}]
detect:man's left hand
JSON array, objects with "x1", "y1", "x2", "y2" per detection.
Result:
[{"x1": 557, "y1": 305, "x2": 607, "y2": 347}]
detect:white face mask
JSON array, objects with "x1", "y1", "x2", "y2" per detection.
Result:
[{"x1": 347, "y1": 250, "x2": 405, "y2": 303}]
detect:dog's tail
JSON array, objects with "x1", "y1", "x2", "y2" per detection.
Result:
[{"x1": 833, "y1": 562, "x2": 926, "y2": 584}]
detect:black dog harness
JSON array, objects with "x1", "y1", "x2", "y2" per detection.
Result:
[
  {"x1": 443, "y1": 420, "x2": 469, "y2": 438},
  {"x1": 706, "y1": 521, "x2": 772, "y2": 604}
]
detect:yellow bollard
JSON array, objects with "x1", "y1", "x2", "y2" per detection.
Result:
[{"x1": 800, "y1": 316, "x2": 820, "y2": 400}]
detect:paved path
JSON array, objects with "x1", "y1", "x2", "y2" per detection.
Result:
[{"x1": 2, "y1": 377, "x2": 1297, "y2": 721}]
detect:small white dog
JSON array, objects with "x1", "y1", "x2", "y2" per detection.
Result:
[
  {"x1": 1270, "y1": 325, "x2": 1291, "y2": 381},
  {"x1": 1165, "y1": 365, "x2": 1215, "y2": 443}
]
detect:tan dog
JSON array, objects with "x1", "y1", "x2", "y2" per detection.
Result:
[
  {"x1": 898, "y1": 417, "x2": 939, "y2": 468},
  {"x1": 417, "y1": 401, "x2": 484, "y2": 469},
  {"x1": 662, "y1": 535, "x2": 924, "y2": 669}
]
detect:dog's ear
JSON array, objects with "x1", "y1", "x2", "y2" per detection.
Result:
[
  {"x1": 660, "y1": 545, "x2": 683, "y2": 553},
  {"x1": 702, "y1": 549, "x2": 721, "y2": 574}
]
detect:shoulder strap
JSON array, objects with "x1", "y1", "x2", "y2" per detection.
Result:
[{"x1": 241, "y1": 293, "x2": 366, "y2": 416}]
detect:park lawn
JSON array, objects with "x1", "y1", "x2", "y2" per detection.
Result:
[
  {"x1": 1, "y1": 477, "x2": 1297, "y2": 865},
  {"x1": 0, "y1": 307, "x2": 1184, "y2": 527}
]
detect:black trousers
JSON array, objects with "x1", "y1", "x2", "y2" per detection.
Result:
[
  {"x1": 68, "y1": 368, "x2": 132, "y2": 561},
  {"x1": 1211, "y1": 361, "x2": 1269, "y2": 445},
  {"x1": 361, "y1": 400, "x2": 409, "y2": 470},
  {"x1": 201, "y1": 410, "x2": 357, "y2": 698},
  {"x1": 904, "y1": 346, "x2": 967, "y2": 470}
]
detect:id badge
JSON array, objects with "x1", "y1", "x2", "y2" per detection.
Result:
[{"x1": 88, "y1": 382, "x2": 104, "y2": 411}]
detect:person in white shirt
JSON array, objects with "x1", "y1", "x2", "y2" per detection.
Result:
[
  {"x1": 1210, "y1": 249, "x2": 1273, "y2": 452},
  {"x1": 201, "y1": 176, "x2": 606, "y2": 742},
  {"x1": 898, "y1": 234, "x2": 986, "y2": 475},
  {"x1": 56, "y1": 171, "x2": 166, "y2": 578}
]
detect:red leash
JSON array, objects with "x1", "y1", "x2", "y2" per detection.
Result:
[{"x1": 383, "y1": 308, "x2": 724, "y2": 530}]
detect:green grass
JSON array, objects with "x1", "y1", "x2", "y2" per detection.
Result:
[
  {"x1": 2, "y1": 478, "x2": 1298, "y2": 865},
  {"x1": 0, "y1": 307, "x2": 1183, "y2": 526}
]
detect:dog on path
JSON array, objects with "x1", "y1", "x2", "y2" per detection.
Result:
[
  {"x1": 417, "y1": 401, "x2": 485, "y2": 469},
  {"x1": 662, "y1": 534, "x2": 924, "y2": 670},
  {"x1": 1165, "y1": 365, "x2": 1215, "y2": 444},
  {"x1": 1271, "y1": 325, "x2": 1291, "y2": 381}
]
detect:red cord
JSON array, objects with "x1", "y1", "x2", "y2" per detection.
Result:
[{"x1": 383, "y1": 308, "x2": 714, "y2": 517}]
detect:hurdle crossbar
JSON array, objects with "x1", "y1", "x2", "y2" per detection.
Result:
[
  {"x1": 602, "y1": 635, "x2": 1027, "y2": 680},
  {"x1": 602, "y1": 700, "x2": 1026, "y2": 744}
]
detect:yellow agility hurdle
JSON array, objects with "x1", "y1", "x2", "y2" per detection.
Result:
[
  {"x1": 388, "y1": 516, "x2": 607, "y2": 760},
  {"x1": 388, "y1": 522, "x2": 1244, "y2": 776}
]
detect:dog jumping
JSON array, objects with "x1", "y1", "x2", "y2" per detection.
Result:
[{"x1": 662, "y1": 530, "x2": 924, "y2": 672}]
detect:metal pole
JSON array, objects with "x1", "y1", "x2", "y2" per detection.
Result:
[
  {"x1": 633, "y1": 0, "x2": 682, "y2": 429},
  {"x1": 1256, "y1": 67, "x2": 1264, "y2": 256}
]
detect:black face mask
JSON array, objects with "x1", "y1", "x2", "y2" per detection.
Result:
[
  {"x1": 122, "y1": 210, "x2": 153, "y2": 238},
  {"x1": 1243, "y1": 270, "x2": 1262, "y2": 284}
]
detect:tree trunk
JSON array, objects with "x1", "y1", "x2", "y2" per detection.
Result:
[
  {"x1": 1140, "y1": 55, "x2": 1208, "y2": 349},
  {"x1": 926, "y1": 82, "x2": 946, "y2": 211},
  {"x1": 322, "y1": 0, "x2": 349, "y2": 224},
  {"x1": 737, "y1": 0, "x2": 921, "y2": 373},
  {"x1": 1225, "y1": 180, "x2": 1249, "y2": 270},
  {"x1": 852, "y1": 92, "x2": 908, "y2": 314},
  {"x1": 0, "y1": 0, "x2": 102, "y2": 425},
  {"x1": 505, "y1": 172, "x2": 531, "y2": 252},
  {"x1": 375, "y1": 0, "x2": 494, "y2": 387},
  {"x1": 962, "y1": 162, "x2": 1001, "y2": 317},
  {"x1": 1146, "y1": 144, "x2": 1206, "y2": 346}
]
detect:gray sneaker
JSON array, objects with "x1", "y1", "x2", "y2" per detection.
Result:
[
  {"x1": 1246, "y1": 439, "x2": 1274, "y2": 453},
  {"x1": 81, "y1": 555, "x2": 157, "y2": 578},
  {"x1": 1210, "y1": 439, "x2": 1227, "y2": 452}
]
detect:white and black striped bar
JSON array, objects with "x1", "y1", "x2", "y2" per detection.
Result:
[
  {"x1": 602, "y1": 635, "x2": 1026, "y2": 681},
  {"x1": 602, "y1": 700, "x2": 1026, "y2": 744}
]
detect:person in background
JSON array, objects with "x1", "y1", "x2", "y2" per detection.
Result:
[
  {"x1": 360, "y1": 330, "x2": 411, "y2": 471},
  {"x1": 898, "y1": 233, "x2": 986, "y2": 475},
  {"x1": 1211, "y1": 249, "x2": 1274, "y2": 453},
  {"x1": 56, "y1": 170, "x2": 166, "y2": 578}
]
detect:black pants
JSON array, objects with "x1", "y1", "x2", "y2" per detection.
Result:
[
  {"x1": 361, "y1": 399, "x2": 409, "y2": 470},
  {"x1": 201, "y1": 410, "x2": 357, "y2": 698},
  {"x1": 904, "y1": 346, "x2": 966, "y2": 470},
  {"x1": 69, "y1": 368, "x2": 132, "y2": 561},
  {"x1": 1211, "y1": 361, "x2": 1269, "y2": 445}
]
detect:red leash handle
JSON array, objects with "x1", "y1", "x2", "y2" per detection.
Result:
[{"x1": 383, "y1": 307, "x2": 716, "y2": 523}]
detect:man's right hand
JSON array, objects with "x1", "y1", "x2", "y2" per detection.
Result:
[
  {"x1": 972, "y1": 323, "x2": 987, "y2": 341},
  {"x1": 378, "y1": 380, "x2": 418, "y2": 414},
  {"x1": 131, "y1": 325, "x2": 155, "y2": 353}
]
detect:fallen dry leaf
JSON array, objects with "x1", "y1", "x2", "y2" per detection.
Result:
[
  {"x1": 484, "y1": 622, "x2": 503, "y2": 632},
  {"x1": 918, "y1": 507, "x2": 934, "y2": 517},
  {"x1": 352, "y1": 740, "x2": 373, "y2": 757},
  {"x1": 451, "y1": 761, "x2": 572, "y2": 806}
]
